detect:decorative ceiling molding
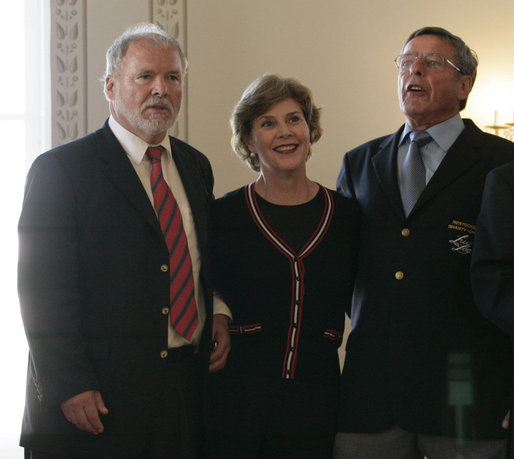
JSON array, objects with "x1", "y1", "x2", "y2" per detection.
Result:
[{"x1": 50, "y1": 0, "x2": 188, "y2": 147}]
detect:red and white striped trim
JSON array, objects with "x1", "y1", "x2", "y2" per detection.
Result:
[
  {"x1": 229, "y1": 323, "x2": 263, "y2": 335},
  {"x1": 323, "y1": 328, "x2": 344, "y2": 341},
  {"x1": 244, "y1": 183, "x2": 334, "y2": 379}
]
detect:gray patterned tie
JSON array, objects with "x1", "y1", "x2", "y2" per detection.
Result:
[{"x1": 400, "y1": 131, "x2": 432, "y2": 216}]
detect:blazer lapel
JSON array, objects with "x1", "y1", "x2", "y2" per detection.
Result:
[
  {"x1": 372, "y1": 128, "x2": 405, "y2": 219},
  {"x1": 415, "y1": 120, "x2": 482, "y2": 211},
  {"x1": 372, "y1": 120, "x2": 483, "y2": 217},
  {"x1": 94, "y1": 122, "x2": 161, "y2": 233}
]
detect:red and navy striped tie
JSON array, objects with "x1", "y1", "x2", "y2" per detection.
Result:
[{"x1": 147, "y1": 146, "x2": 198, "y2": 341}]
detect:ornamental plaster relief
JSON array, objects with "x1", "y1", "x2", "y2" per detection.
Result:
[{"x1": 51, "y1": 0, "x2": 187, "y2": 146}]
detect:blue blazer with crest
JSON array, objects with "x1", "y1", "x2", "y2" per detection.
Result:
[{"x1": 337, "y1": 119, "x2": 514, "y2": 439}]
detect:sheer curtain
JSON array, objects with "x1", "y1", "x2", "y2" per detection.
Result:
[{"x1": 0, "y1": 1, "x2": 50, "y2": 457}]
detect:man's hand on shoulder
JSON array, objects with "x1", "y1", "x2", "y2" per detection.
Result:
[{"x1": 60, "y1": 390, "x2": 109, "y2": 434}]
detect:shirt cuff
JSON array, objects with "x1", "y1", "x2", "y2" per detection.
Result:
[{"x1": 213, "y1": 291, "x2": 232, "y2": 321}]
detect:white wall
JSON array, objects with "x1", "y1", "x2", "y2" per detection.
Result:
[
  {"x1": 82, "y1": 0, "x2": 514, "y2": 196},
  {"x1": 185, "y1": 0, "x2": 514, "y2": 196},
  {"x1": 85, "y1": 0, "x2": 151, "y2": 130}
]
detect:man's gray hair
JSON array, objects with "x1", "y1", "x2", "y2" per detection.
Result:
[{"x1": 102, "y1": 22, "x2": 188, "y2": 98}]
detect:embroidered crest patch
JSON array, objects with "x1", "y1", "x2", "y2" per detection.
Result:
[{"x1": 447, "y1": 220, "x2": 475, "y2": 255}]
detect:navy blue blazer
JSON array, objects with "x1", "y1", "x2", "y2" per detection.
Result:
[
  {"x1": 472, "y1": 160, "x2": 514, "y2": 337},
  {"x1": 18, "y1": 121, "x2": 214, "y2": 455},
  {"x1": 337, "y1": 119, "x2": 514, "y2": 439}
]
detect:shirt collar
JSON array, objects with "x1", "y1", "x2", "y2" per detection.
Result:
[
  {"x1": 400, "y1": 113, "x2": 465, "y2": 152},
  {"x1": 108, "y1": 115, "x2": 172, "y2": 163}
]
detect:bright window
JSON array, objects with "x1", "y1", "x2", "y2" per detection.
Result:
[{"x1": 0, "y1": 1, "x2": 50, "y2": 457}]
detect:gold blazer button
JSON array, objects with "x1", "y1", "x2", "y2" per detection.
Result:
[{"x1": 401, "y1": 228, "x2": 411, "y2": 237}]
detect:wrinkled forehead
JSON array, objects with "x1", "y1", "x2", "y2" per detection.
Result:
[
  {"x1": 402, "y1": 34, "x2": 456, "y2": 60},
  {"x1": 121, "y1": 40, "x2": 183, "y2": 71}
]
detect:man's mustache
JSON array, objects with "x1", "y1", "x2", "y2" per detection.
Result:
[{"x1": 143, "y1": 97, "x2": 173, "y2": 111}]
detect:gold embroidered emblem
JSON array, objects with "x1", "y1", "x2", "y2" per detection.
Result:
[{"x1": 447, "y1": 220, "x2": 475, "y2": 235}]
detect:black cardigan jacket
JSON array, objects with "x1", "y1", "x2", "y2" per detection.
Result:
[{"x1": 212, "y1": 184, "x2": 359, "y2": 384}]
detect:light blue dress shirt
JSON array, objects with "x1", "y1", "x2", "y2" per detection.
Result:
[{"x1": 397, "y1": 114, "x2": 465, "y2": 185}]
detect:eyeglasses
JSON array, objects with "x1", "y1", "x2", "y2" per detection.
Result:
[{"x1": 394, "y1": 53, "x2": 463, "y2": 74}]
